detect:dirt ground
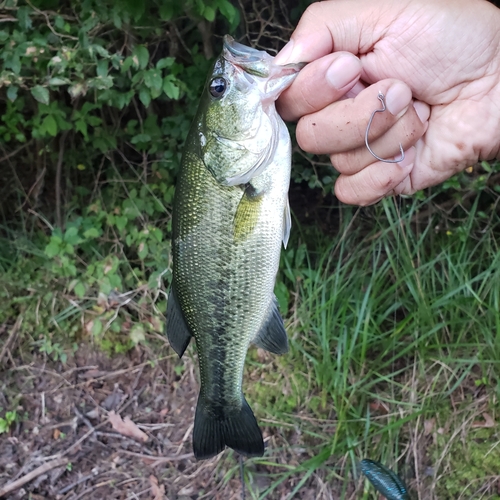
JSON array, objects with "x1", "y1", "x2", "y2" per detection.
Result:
[{"x1": 0, "y1": 336, "x2": 339, "y2": 500}]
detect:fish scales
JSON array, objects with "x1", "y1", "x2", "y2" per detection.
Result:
[
  {"x1": 166, "y1": 35, "x2": 303, "y2": 460},
  {"x1": 175, "y1": 136, "x2": 285, "y2": 399}
]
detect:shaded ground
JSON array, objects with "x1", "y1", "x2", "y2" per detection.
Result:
[{"x1": 0, "y1": 338, "x2": 341, "y2": 500}]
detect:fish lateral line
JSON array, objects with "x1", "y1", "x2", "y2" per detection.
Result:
[{"x1": 168, "y1": 33, "x2": 297, "y2": 461}]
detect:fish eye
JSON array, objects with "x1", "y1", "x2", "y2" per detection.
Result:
[{"x1": 209, "y1": 77, "x2": 227, "y2": 98}]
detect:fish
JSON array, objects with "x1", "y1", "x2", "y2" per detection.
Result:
[
  {"x1": 166, "y1": 35, "x2": 303, "y2": 460},
  {"x1": 360, "y1": 459, "x2": 410, "y2": 500}
]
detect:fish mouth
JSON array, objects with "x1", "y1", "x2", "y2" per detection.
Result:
[
  {"x1": 223, "y1": 35, "x2": 262, "y2": 63},
  {"x1": 223, "y1": 35, "x2": 304, "y2": 78}
]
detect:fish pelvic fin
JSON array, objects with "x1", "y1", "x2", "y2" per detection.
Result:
[
  {"x1": 283, "y1": 198, "x2": 291, "y2": 249},
  {"x1": 166, "y1": 286, "x2": 192, "y2": 358},
  {"x1": 193, "y1": 396, "x2": 264, "y2": 460},
  {"x1": 252, "y1": 296, "x2": 289, "y2": 355}
]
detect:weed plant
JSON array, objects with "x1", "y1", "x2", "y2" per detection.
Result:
[
  {"x1": 2, "y1": 156, "x2": 500, "y2": 498},
  {"x1": 242, "y1": 181, "x2": 500, "y2": 499}
]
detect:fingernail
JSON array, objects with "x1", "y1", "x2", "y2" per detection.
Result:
[
  {"x1": 325, "y1": 55, "x2": 362, "y2": 90},
  {"x1": 413, "y1": 101, "x2": 430, "y2": 123},
  {"x1": 398, "y1": 146, "x2": 416, "y2": 168},
  {"x1": 386, "y1": 82, "x2": 412, "y2": 117},
  {"x1": 275, "y1": 40, "x2": 295, "y2": 65}
]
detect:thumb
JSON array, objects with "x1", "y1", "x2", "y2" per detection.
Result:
[{"x1": 275, "y1": 0, "x2": 403, "y2": 64}]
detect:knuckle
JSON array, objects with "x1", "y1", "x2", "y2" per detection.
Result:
[
  {"x1": 301, "y1": 2, "x2": 324, "y2": 23},
  {"x1": 296, "y1": 117, "x2": 320, "y2": 152},
  {"x1": 330, "y1": 151, "x2": 363, "y2": 175},
  {"x1": 334, "y1": 177, "x2": 371, "y2": 206},
  {"x1": 394, "y1": 176, "x2": 416, "y2": 195},
  {"x1": 296, "y1": 83, "x2": 319, "y2": 115}
]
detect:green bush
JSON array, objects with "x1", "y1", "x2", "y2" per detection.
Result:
[
  {"x1": 0, "y1": 0, "x2": 235, "y2": 226},
  {"x1": 0, "y1": 0, "x2": 240, "y2": 353}
]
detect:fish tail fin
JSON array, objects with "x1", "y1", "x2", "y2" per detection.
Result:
[{"x1": 193, "y1": 396, "x2": 264, "y2": 460}]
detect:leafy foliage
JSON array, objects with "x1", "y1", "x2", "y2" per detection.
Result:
[
  {"x1": 0, "y1": 0, "x2": 242, "y2": 352},
  {"x1": 0, "y1": 410, "x2": 17, "y2": 434}
]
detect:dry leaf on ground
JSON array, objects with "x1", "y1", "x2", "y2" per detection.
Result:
[
  {"x1": 108, "y1": 410, "x2": 148, "y2": 442},
  {"x1": 424, "y1": 418, "x2": 435, "y2": 436},
  {"x1": 149, "y1": 475, "x2": 165, "y2": 500},
  {"x1": 472, "y1": 412, "x2": 495, "y2": 428}
]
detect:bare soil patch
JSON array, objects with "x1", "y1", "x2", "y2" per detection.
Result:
[{"x1": 0, "y1": 341, "x2": 337, "y2": 500}]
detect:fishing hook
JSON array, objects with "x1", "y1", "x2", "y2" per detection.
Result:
[{"x1": 365, "y1": 92, "x2": 405, "y2": 164}]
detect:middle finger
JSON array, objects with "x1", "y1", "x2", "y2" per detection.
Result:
[{"x1": 296, "y1": 80, "x2": 413, "y2": 155}]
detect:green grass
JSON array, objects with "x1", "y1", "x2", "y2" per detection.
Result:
[
  {"x1": 2, "y1": 174, "x2": 500, "y2": 498},
  {"x1": 243, "y1": 193, "x2": 500, "y2": 499}
]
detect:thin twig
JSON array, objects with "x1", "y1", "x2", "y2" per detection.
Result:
[
  {"x1": 119, "y1": 450, "x2": 192, "y2": 465},
  {"x1": 44, "y1": 421, "x2": 106, "y2": 461},
  {"x1": 57, "y1": 471, "x2": 99, "y2": 495},
  {"x1": 0, "y1": 457, "x2": 69, "y2": 498},
  {"x1": 0, "y1": 139, "x2": 33, "y2": 163},
  {"x1": 0, "y1": 316, "x2": 22, "y2": 367},
  {"x1": 28, "y1": 208, "x2": 54, "y2": 231},
  {"x1": 23, "y1": 166, "x2": 47, "y2": 209},
  {"x1": 73, "y1": 406, "x2": 96, "y2": 440},
  {"x1": 71, "y1": 480, "x2": 115, "y2": 500},
  {"x1": 25, "y1": 0, "x2": 78, "y2": 40},
  {"x1": 55, "y1": 131, "x2": 69, "y2": 229}
]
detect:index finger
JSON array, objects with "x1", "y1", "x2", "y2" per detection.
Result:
[
  {"x1": 277, "y1": 52, "x2": 362, "y2": 122},
  {"x1": 274, "y1": 0, "x2": 397, "y2": 64}
]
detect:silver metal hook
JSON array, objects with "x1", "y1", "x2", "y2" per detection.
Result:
[{"x1": 365, "y1": 92, "x2": 405, "y2": 164}]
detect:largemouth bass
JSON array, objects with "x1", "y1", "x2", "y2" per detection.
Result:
[{"x1": 166, "y1": 35, "x2": 302, "y2": 460}]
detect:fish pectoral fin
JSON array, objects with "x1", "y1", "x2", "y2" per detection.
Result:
[
  {"x1": 252, "y1": 296, "x2": 288, "y2": 355},
  {"x1": 165, "y1": 287, "x2": 192, "y2": 358},
  {"x1": 283, "y1": 198, "x2": 291, "y2": 248},
  {"x1": 193, "y1": 395, "x2": 264, "y2": 460},
  {"x1": 233, "y1": 185, "x2": 262, "y2": 243}
]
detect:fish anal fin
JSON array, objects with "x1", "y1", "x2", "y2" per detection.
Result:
[
  {"x1": 252, "y1": 296, "x2": 288, "y2": 355},
  {"x1": 193, "y1": 396, "x2": 264, "y2": 460},
  {"x1": 165, "y1": 287, "x2": 192, "y2": 358}
]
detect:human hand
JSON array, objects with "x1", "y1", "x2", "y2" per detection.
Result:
[{"x1": 276, "y1": 0, "x2": 500, "y2": 205}]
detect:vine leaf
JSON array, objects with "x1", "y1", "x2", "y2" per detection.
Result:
[{"x1": 31, "y1": 85, "x2": 49, "y2": 105}]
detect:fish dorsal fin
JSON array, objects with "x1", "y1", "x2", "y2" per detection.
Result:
[
  {"x1": 166, "y1": 286, "x2": 192, "y2": 358},
  {"x1": 283, "y1": 198, "x2": 291, "y2": 248},
  {"x1": 252, "y1": 297, "x2": 288, "y2": 355}
]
